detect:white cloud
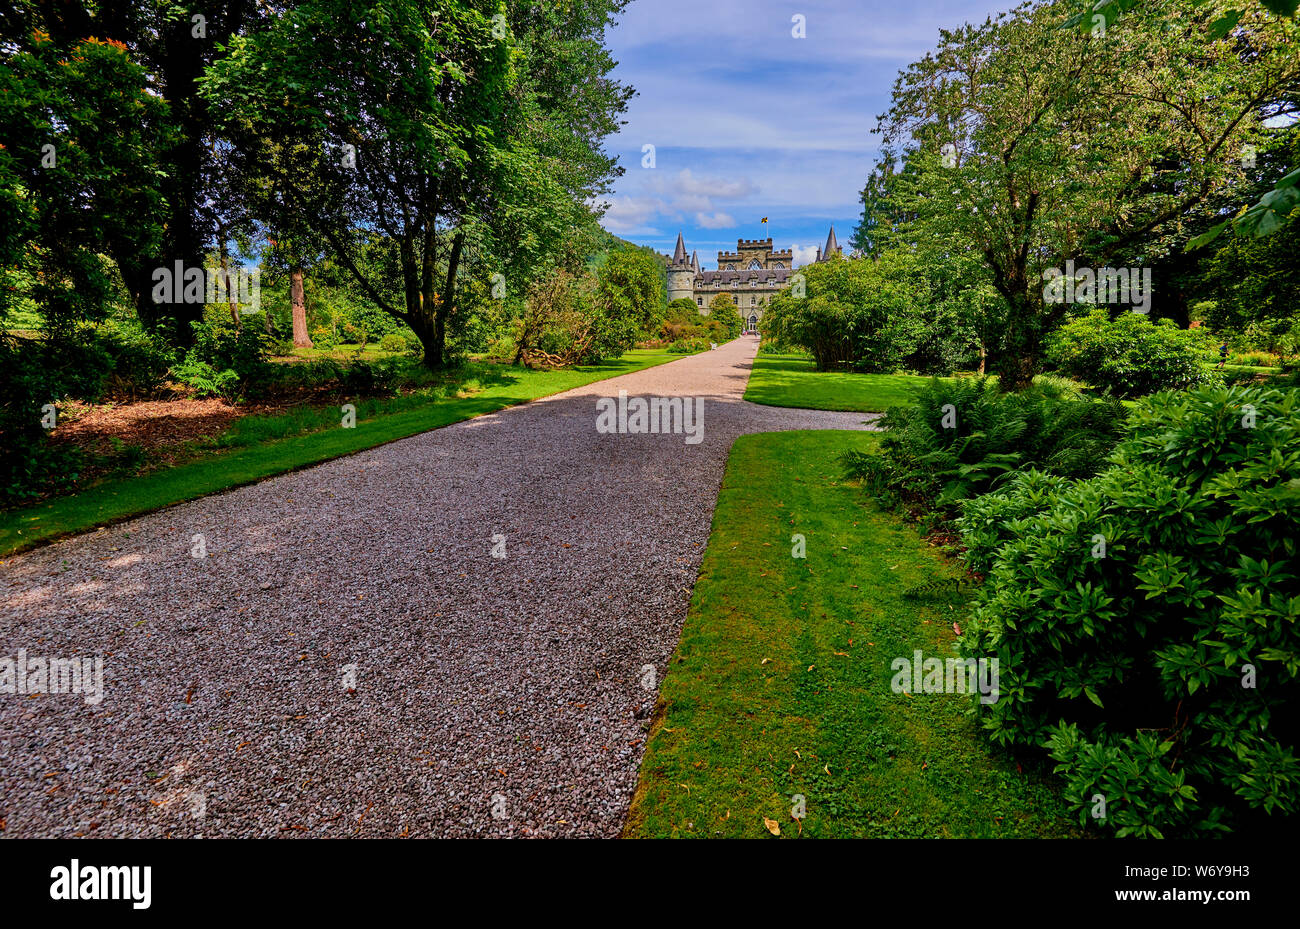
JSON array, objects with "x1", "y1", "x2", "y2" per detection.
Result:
[
  {"x1": 646, "y1": 169, "x2": 759, "y2": 200},
  {"x1": 790, "y1": 244, "x2": 820, "y2": 267},
  {"x1": 599, "y1": 195, "x2": 664, "y2": 234},
  {"x1": 695, "y1": 211, "x2": 737, "y2": 229},
  {"x1": 668, "y1": 193, "x2": 714, "y2": 214}
]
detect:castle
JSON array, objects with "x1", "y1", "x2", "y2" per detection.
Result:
[{"x1": 665, "y1": 226, "x2": 843, "y2": 332}]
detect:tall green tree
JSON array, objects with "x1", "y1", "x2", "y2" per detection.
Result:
[
  {"x1": 591, "y1": 245, "x2": 666, "y2": 357},
  {"x1": 876, "y1": 0, "x2": 1300, "y2": 388},
  {"x1": 3, "y1": 1, "x2": 265, "y2": 343},
  {"x1": 204, "y1": 0, "x2": 631, "y2": 369},
  {"x1": 0, "y1": 33, "x2": 167, "y2": 339},
  {"x1": 706, "y1": 292, "x2": 743, "y2": 340}
]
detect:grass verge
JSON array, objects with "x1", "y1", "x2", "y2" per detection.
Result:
[
  {"x1": 1, "y1": 350, "x2": 681, "y2": 556},
  {"x1": 625, "y1": 430, "x2": 1078, "y2": 838},
  {"x1": 744, "y1": 354, "x2": 938, "y2": 412}
]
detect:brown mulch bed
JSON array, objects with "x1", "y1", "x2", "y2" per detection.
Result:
[
  {"x1": 48, "y1": 382, "x2": 369, "y2": 466},
  {"x1": 50, "y1": 397, "x2": 255, "y2": 465}
]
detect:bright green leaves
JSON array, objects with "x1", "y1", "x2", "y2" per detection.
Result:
[
  {"x1": 1188, "y1": 168, "x2": 1300, "y2": 250},
  {"x1": 1229, "y1": 741, "x2": 1300, "y2": 814},
  {"x1": 0, "y1": 35, "x2": 168, "y2": 336},
  {"x1": 1232, "y1": 167, "x2": 1300, "y2": 238},
  {"x1": 1045, "y1": 311, "x2": 1217, "y2": 399},
  {"x1": 1134, "y1": 552, "x2": 1191, "y2": 600},
  {"x1": 1047, "y1": 725, "x2": 1198, "y2": 837},
  {"x1": 960, "y1": 382, "x2": 1300, "y2": 835},
  {"x1": 1208, "y1": 8, "x2": 1246, "y2": 38},
  {"x1": 1062, "y1": 0, "x2": 1143, "y2": 34}
]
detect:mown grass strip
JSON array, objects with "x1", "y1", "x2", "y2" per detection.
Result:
[
  {"x1": 743, "y1": 353, "x2": 937, "y2": 412},
  {"x1": 1, "y1": 351, "x2": 681, "y2": 556},
  {"x1": 625, "y1": 429, "x2": 1077, "y2": 838}
]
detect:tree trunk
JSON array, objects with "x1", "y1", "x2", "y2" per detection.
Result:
[
  {"x1": 994, "y1": 290, "x2": 1040, "y2": 391},
  {"x1": 418, "y1": 231, "x2": 464, "y2": 370},
  {"x1": 290, "y1": 267, "x2": 312, "y2": 347},
  {"x1": 977, "y1": 340, "x2": 987, "y2": 376},
  {"x1": 219, "y1": 243, "x2": 239, "y2": 327},
  {"x1": 986, "y1": 255, "x2": 1041, "y2": 391},
  {"x1": 158, "y1": 18, "x2": 210, "y2": 347}
]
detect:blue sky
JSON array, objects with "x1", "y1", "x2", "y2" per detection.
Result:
[{"x1": 597, "y1": 0, "x2": 1008, "y2": 267}]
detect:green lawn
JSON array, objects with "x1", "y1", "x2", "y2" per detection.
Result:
[
  {"x1": 744, "y1": 353, "x2": 939, "y2": 412},
  {"x1": 0, "y1": 350, "x2": 681, "y2": 556},
  {"x1": 626, "y1": 430, "x2": 1078, "y2": 838},
  {"x1": 279, "y1": 342, "x2": 410, "y2": 362},
  {"x1": 1208, "y1": 362, "x2": 1282, "y2": 376}
]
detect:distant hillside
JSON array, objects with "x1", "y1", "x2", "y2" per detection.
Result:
[{"x1": 587, "y1": 230, "x2": 670, "y2": 287}]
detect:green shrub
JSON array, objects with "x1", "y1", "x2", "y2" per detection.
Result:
[
  {"x1": 706, "y1": 293, "x2": 743, "y2": 341},
  {"x1": 337, "y1": 356, "x2": 410, "y2": 394},
  {"x1": 760, "y1": 251, "x2": 968, "y2": 373},
  {"x1": 486, "y1": 333, "x2": 517, "y2": 363},
  {"x1": 956, "y1": 468, "x2": 1074, "y2": 575},
  {"x1": 33, "y1": 334, "x2": 116, "y2": 403},
  {"x1": 187, "y1": 316, "x2": 273, "y2": 382},
  {"x1": 170, "y1": 356, "x2": 241, "y2": 399},
  {"x1": 667, "y1": 337, "x2": 710, "y2": 354},
  {"x1": 379, "y1": 333, "x2": 408, "y2": 353},
  {"x1": 0, "y1": 333, "x2": 87, "y2": 505},
  {"x1": 1046, "y1": 311, "x2": 1216, "y2": 397},
  {"x1": 960, "y1": 384, "x2": 1300, "y2": 836},
  {"x1": 844, "y1": 376, "x2": 1127, "y2": 524},
  {"x1": 170, "y1": 316, "x2": 274, "y2": 400},
  {"x1": 100, "y1": 323, "x2": 177, "y2": 396},
  {"x1": 592, "y1": 246, "x2": 667, "y2": 360},
  {"x1": 513, "y1": 267, "x2": 635, "y2": 367}
]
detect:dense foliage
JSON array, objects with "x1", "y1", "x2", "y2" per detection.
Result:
[
  {"x1": 1045, "y1": 311, "x2": 1218, "y2": 397},
  {"x1": 0, "y1": 334, "x2": 86, "y2": 505},
  {"x1": 0, "y1": 33, "x2": 166, "y2": 340},
  {"x1": 958, "y1": 384, "x2": 1300, "y2": 836},
  {"x1": 844, "y1": 376, "x2": 1127, "y2": 525},
  {"x1": 1197, "y1": 205, "x2": 1300, "y2": 355},
  {"x1": 762, "y1": 252, "x2": 980, "y2": 373},
  {"x1": 502, "y1": 248, "x2": 667, "y2": 368},
  {"x1": 591, "y1": 246, "x2": 667, "y2": 359},
  {"x1": 0, "y1": 1, "x2": 638, "y2": 503},
  {"x1": 861, "y1": 0, "x2": 1300, "y2": 387},
  {"x1": 705, "y1": 293, "x2": 743, "y2": 341}
]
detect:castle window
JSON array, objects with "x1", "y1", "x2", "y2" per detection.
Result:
[
  {"x1": 748, "y1": 259, "x2": 762, "y2": 269},
  {"x1": 750, "y1": 295, "x2": 756, "y2": 305},
  {"x1": 696, "y1": 297, "x2": 702, "y2": 306}
]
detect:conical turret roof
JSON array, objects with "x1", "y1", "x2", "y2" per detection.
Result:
[
  {"x1": 672, "y1": 232, "x2": 688, "y2": 266},
  {"x1": 822, "y1": 225, "x2": 840, "y2": 259}
]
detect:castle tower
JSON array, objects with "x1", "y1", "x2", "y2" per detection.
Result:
[
  {"x1": 666, "y1": 232, "x2": 695, "y2": 303},
  {"x1": 819, "y1": 225, "x2": 842, "y2": 260}
]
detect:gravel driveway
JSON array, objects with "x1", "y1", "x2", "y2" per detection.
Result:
[{"x1": 1, "y1": 336, "x2": 877, "y2": 837}]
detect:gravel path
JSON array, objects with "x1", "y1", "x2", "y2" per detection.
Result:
[{"x1": 1, "y1": 336, "x2": 876, "y2": 837}]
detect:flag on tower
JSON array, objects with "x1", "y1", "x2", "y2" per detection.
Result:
[{"x1": 760, "y1": 217, "x2": 768, "y2": 225}]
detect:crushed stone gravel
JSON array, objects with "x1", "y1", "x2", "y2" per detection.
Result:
[{"x1": 0, "y1": 336, "x2": 877, "y2": 837}]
